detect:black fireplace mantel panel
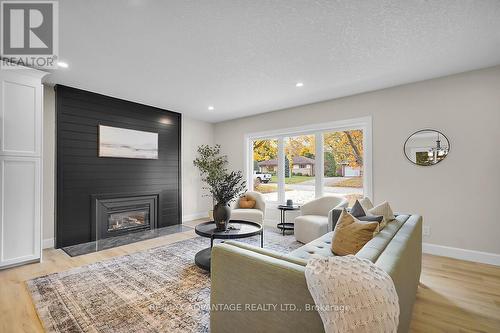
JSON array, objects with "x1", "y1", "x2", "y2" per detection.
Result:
[{"x1": 55, "y1": 85, "x2": 182, "y2": 248}]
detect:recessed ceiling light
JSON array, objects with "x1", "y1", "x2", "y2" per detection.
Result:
[
  {"x1": 57, "y1": 61, "x2": 69, "y2": 68},
  {"x1": 208, "y1": 106, "x2": 215, "y2": 111},
  {"x1": 296, "y1": 82, "x2": 304, "y2": 87},
  {"x1": 159, "y1": 117, "x2": 172, "y2": 125}
]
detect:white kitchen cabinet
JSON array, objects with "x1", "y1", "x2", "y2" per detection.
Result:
[{"x1": 0, "y1": 66, "x2": 47, "y2": 268}]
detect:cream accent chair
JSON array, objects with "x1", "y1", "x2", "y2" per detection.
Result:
[
  {"x1": 294, "y1": 195, "x2": 348, "y2": 243},
  {"x1": 231, "y1": 191, "x2": 266, "y2": 225}
]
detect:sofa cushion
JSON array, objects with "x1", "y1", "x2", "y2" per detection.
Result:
[
  {"x1": 289, "y1": 214, "x2": 410, "y2": 262},
  {"x1": 356, "y1": 214, "x2": 408, "y2": 262},
  {"x1": 288, "y1": 232, "x2": 336, "y2": 260}
]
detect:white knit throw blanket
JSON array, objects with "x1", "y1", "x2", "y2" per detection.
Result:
[{"x1": 305, "y1": 255, "x2": 399, "y2": 333}]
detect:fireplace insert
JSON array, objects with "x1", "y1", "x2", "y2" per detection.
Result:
[{"x1": 93, "y1": 194, "x2": 158, "y2": 239}]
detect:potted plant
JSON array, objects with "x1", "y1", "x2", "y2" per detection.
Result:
[{"x1": 194, "y1": 145, "x2": 246, "y2": 230}]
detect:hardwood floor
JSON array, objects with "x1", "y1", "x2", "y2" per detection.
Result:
[
  {"x1": 0, "y1": 221, "x2": 499, "y2": 333},
  {"x1": 411, "y1": 254, "x2": 500, "y2": 332}
]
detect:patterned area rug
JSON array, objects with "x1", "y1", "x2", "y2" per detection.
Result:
[{"x1": 27, "y1": 228, "x2": 302, "y2": 333}]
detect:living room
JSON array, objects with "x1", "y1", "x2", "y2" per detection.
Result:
[{"x1": 0, "y1": 1, "x2": 499, "y2": 332}]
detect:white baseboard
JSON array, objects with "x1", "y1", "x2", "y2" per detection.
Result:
[
  {"x1": 423, "y1": 242, "x2": 500, "y2": 266},
  {"x1": 42, "y1": 238, "x2": 54, "y2": 249},
  {"x1": 182, "y1": 212, "x2": 208, "y2": 222}
]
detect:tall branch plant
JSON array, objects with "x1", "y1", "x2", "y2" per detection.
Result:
[{"x1": 193, "y1": 144, "x2": 246, "y2": 206}]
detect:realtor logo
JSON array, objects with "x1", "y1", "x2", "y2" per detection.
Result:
[{"x1": 1, "y1": 1, "x2": 58, "y2": 69}]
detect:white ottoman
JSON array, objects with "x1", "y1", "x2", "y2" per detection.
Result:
[{"x1": 294, "y1": 215, "x2": 329, "y2": 244}]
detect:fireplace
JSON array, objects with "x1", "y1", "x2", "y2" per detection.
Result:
[
  {"x1": 107, "y1": 206, "x2": 148, "y2": 232},
  {"x1": 93, "y1": 194, "x2": 158, "y2": 239}
]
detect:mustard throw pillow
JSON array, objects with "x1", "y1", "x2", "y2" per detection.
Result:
[
  {"x1": 239, "y1": 196, "x2": 256, "y2": 209},
  {"x1": 331, "y1": 209, "x2": 380, "y2": 256}
]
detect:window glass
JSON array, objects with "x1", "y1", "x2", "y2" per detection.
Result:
[
  {"x1": 284, "y1": 135, "x2": 316, "y2": 204},
  {"x1": 323, "y1": 130, "x2": 364, "y2": 206},
  {"x1": 252, "y1": 139, "x2": 278, "y2": 202}
]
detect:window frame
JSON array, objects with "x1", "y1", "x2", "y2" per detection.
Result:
[{"x1": 244, "y1": 116, "x2": 373, "y2": 205}]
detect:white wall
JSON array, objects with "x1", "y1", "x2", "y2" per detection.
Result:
[
  {"x1": 182, "y1": 116, "x2": 214, "y2": 220},
  {"x1": 214, "y1": 66, "x2": 500, "y2": 256},
  {"x1": 41, "y1": 90, "x2": 214, "y2": 247}
]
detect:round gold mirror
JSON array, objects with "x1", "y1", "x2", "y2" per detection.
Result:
[{"x1": 404, "y1": 129, "x2": 450, "y2": 166}]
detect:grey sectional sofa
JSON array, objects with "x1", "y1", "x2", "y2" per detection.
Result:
[{"x1": 210, "y1": 213, "x2": 422, "y2": 333}]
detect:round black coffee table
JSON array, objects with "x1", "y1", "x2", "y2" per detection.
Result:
[
  {"x1": 277, "y1": 205, "x2": 300, "y2": 235},
  {"x1": 194, "y1": 220, "x2": 263, "y2": 271}
]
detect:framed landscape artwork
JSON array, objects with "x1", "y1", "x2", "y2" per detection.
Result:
[{"x1": 98, "y1": 125, "x2": 158, "y2": 159}]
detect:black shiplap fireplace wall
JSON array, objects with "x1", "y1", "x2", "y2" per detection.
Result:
[{"x1": 56, "y1": 85, "x2": 181, "y2": 248}]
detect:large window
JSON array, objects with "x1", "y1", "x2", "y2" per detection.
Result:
[{"x1": 248, "y1": 118, "x2": 371, "y2": 206}]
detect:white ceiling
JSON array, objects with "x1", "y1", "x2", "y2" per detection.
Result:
[{"x1": 46, "y1": 0, "x2": 500, "y2": 122}]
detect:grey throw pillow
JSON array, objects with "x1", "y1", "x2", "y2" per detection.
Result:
[
  {"x1": 358, "y1": 215, "x2": 384, "y2": 223},
  {"x1": 350, "y1": 200, "x2": 366, "y2": 218}
]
